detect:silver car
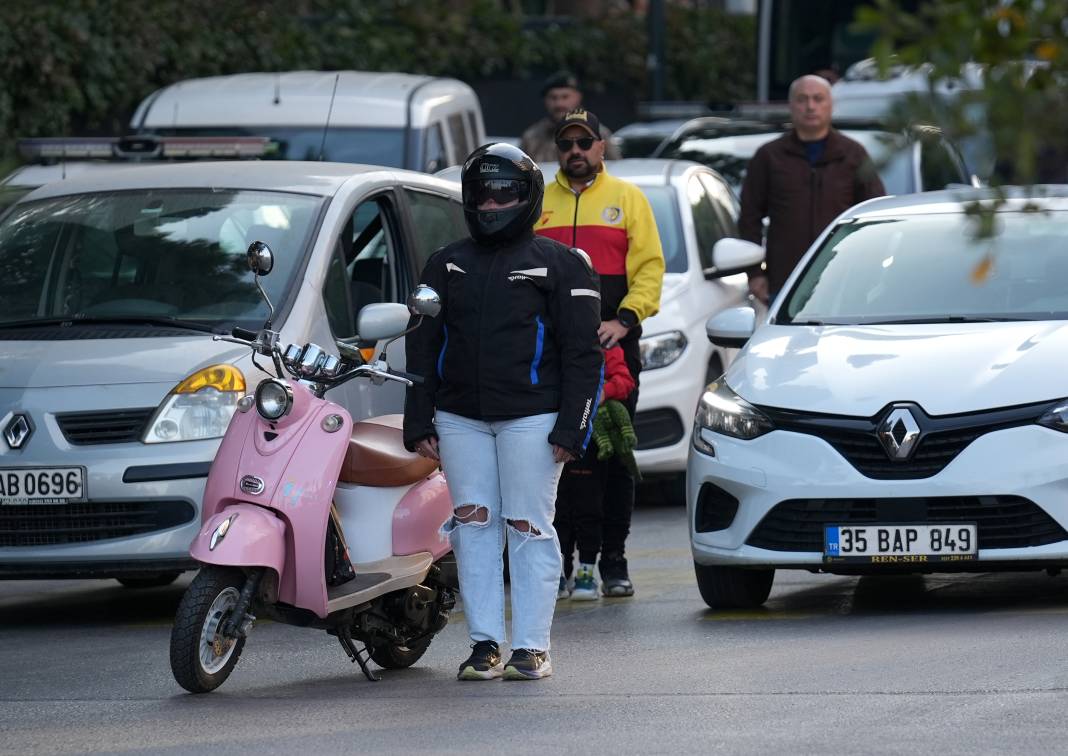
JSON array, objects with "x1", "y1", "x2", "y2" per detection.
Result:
[{"x1": 0, "y1": 161, "x2": 465, "y2": 583}]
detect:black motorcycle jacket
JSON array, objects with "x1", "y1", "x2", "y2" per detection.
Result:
[{"x1": 403, "y1": 230, "x2": 603, "y2": 456}]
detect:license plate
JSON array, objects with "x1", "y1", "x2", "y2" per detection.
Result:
[
  {"x1": 824, "y1": 523, "x2": 977, "y2": 564},
  {"x1": 0, "y1": 467, "x2": 86, "y2": 505}
]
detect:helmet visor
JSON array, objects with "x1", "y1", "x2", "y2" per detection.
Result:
[{"x1": 464, "y1": 178, "x2": 527, "y2": 209}]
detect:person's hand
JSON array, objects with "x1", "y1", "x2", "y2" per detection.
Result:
[
  {"x1": 414, "y1": 437, "x2": 440, "y2": 461},
  {"x1": 552, "y1": 444, "x2": 576, "y2": 463},
  {"x1": 748, "y1": 275, "x2": 769, "y2": 305},
  {"x1": 597, "y1": 319, "x2": 630, "y2": 350}
]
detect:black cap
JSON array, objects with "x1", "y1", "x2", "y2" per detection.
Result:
[
  {"x1": 541, "y1": 70, "x2": 580, "y2": 96},
  {"x1": 553, "y1": 108, "x2": 602, "y2": 141}
]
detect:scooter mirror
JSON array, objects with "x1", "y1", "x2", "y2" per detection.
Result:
[
  {"x1": 246, "y1": 241, "x2": 275, "y2": 276},
  {"x1": 407, "y1": 285, "x2": 442, "y2": 318},
  {"x1": 356, "y1": 303, "x2": 412, "y2": 342}
]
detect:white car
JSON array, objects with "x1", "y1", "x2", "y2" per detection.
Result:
[
  {"x1": 605, "y1": 161, "x2": 752, "y2": 494},
  {"x1": 689, "y1": 188, "x2": 1068, "y2": 609},
  {"x1": 0, "y1": 160, "x2": 465, "y2": 582}
]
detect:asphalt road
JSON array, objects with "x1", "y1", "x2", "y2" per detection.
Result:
[{"x1": 3, "y1": 500, "x2": 1068, "y2": 755}]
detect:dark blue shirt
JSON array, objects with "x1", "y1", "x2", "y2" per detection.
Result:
[{"x1": 804, "y1": 138, "x2": 828, "y2": 165}]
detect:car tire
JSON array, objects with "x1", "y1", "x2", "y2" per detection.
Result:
[
  {"x1": 693, "y1": 562, "x2": 774, "y2": 609},
  {"x1": 116, "y1": 571, "x2": 181, "y2": 589}
]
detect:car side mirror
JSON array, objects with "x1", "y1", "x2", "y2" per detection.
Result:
[
  {"x1": 407, "y1": 285, "x2": 442, "y2": 318},
  {"x1": 356, "y1": 303, "x2": 412, "y2": 342},
  {"x1": 705, "y1": 238, "x2": 764, "y2": 279},
  {"x1": 706, "y1": 306, "x2": 756, "y2": 349}
]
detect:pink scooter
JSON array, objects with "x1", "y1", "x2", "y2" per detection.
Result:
[{"x1": 169, "y1": 241, "x2": 454, "y2": 693}]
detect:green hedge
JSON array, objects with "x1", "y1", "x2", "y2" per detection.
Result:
[{"x1": 0, "y1": 0, "x2": 754, "y2": 163}]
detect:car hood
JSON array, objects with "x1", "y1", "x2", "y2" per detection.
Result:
[
  {"x1": 0, "y1": 335, "x2": 248, "y2": 389},
  {"x1": 726, "y1": 321, "x2": 1068, "y2": 416}
]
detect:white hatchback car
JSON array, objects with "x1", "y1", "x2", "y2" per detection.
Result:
[
  {"x1": 689, "y1": 188, "x2": 1068, "y2": 608},
  {"x1": 0, "y1": 160, "x2": 465, "y2": 582}
]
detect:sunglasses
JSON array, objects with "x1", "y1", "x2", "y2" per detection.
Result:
[
  {"x1": 555, "y1": 136, "x2": 596, "y2": 152},
  {"x1": 465, "y1": 178, "x2": 525, "y2": 207}
]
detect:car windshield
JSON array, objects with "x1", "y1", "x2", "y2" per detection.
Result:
[
  {"x1": 780, "y1": 211, "x2": 1068, "y2": 325},
  {"x1": 0, "y1": 185, "x2": 33, "y2": 217},
  {"x1": 148, "y1": 127, "x2": 406, "y2": 166},
  {"x1": 640, "y1": 185, "x2": 687, "y2": 274},
  {"x1": 0, "y1": 188, "x2": 323, "y2": 330},
  {"x1": 660, "y1": 130, "x2": 915, "y2": 196}
]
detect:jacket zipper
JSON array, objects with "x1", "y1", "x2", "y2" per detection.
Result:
[{"x1": 570, "y1": 188, "x2": 581, "y2": 247}]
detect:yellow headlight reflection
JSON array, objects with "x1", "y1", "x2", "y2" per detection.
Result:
[{"x1": 173, "y1": 364, "x2": 246, "y2": 394}]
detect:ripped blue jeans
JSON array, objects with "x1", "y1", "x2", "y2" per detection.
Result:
[{"x1": 435, "y1": 410, "x2": 564, "y2": 652}]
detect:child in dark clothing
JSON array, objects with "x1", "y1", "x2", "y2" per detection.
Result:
[{"x1": 554, "y1": 344, "x2": 636, "y2": 600}]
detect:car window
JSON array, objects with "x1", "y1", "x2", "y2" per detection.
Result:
[
  {"x1": 0, "y1": 189, "x2": 322, "y2": 328},
  {"x1": 424, "y1": 124, "x2": 447, "y2": 173},
  {"x1": 466, "y1": 111, "x2": 481, "y2": 150},
  {"x1": 447, "y1": 114, "x2": 470, "y2": 164},
  {"x1": 148, "y1": 127, "x2": 405, "y2": 166},
  {"x1": 405, "y1": 190, "x2": 466, "y2": 275},
  {"x1": 920, "y1": 139, "x2": 966, "y2": 190},
  {"x1": 322, "y1": 196, "x2": 403, "y2": 339},
  {"x1": 687, "y1": 175, "x2": 728, "y2": 270},
  {"x1": 639, "y1": 186, "x2": 686, "y2": 274},
  {"x1": 698, "y1": 173, "x2": 739, "y2": 234}
]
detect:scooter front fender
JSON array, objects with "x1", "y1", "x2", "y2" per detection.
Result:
[{"x1": 190, "y1": 504, "x2": 286, "y2": 583}]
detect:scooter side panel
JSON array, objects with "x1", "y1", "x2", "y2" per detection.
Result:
[
  {"x1": 335, "y1": 482, "x2": 404, "y2": 564},
  {"x1": 392, "y1": 472, "x2": 452, "y2": 560},
  {"x1": 191, "y1": 504, "x2": 286, "y2": 579}
]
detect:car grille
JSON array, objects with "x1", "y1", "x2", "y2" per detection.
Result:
[
  {"x1": 634, "y1": 408, "x2": 685, "y2": 450},
  {"x1": 0, "y1": 500, "x2": 196, "y2": 547},
  {"x1": 759, "y1": 401, "x2": 1054, "y2": 480},
  {"x1": 55, "y1": 408, "x2": 156, "y2": 445},
  {"x1": 746, "y1": 496, "x2": 1067, "y2": 552}
]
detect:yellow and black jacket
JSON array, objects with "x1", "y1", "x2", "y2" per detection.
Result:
[{"x1": 536, "y1": 167, "x2": 664, "y2": 330}]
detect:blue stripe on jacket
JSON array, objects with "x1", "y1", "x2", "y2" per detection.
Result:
[
  {"x1": 530, "y1": 316, "x2": 545, "y2": 385},
  {"x1": 436, "y1": 325, "x2": 448, "y2": 380},
  {"x1": 582, "y1": 362, "x2": 606, "y2": 452}
]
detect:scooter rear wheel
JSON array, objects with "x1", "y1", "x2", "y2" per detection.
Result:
[
  {"x1": 170, "y1": 566, "x2": 247, "y2": 693},
  {"x1": 369, "y1": 637, "x2": 433, "y2": 669}
]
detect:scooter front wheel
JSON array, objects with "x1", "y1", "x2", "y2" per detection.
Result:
[{"x1": 170, "y1": 566, "x2": 247, "y2": 693}]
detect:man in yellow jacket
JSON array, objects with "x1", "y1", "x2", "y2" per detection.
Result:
[{"x1": 536, "y1": 108, "x2": 665, "y2": 597}]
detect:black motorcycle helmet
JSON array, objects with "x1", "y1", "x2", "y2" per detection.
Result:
[{"x1": 460, "y1": 143, "x2": 544, "y2": 245}]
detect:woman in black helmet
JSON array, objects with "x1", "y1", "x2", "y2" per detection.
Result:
[{"x1": 403, "y1": 143, "x2": 603, "y2": 681}]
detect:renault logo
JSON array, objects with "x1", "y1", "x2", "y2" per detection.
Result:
[
  {"x1": 877, "y1": 406, "x2": 921, "y2": 461},
  {"x1": 4, "y1": 414, "x2": 32, "y2": 450}
]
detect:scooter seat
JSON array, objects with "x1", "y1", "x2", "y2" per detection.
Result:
[{"x1": 339, "y1": 414, "x2": 438, "y2": 487}]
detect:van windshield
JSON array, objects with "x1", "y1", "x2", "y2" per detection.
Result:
[
  {"x1": 0, "y1": 189, "x2": 323, "y2": 331},
  {"x1": 149, "y1": 127, "x2": 406, "y2": 166}
]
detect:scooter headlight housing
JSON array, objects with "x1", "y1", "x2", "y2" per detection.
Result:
[{"x1": 255, "y1": 379, "x2": 293, "y2": 421}]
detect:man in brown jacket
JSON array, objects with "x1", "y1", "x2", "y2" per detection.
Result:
[{"x1": 739, "y1": 74, "x2": 886, "y2": 302}]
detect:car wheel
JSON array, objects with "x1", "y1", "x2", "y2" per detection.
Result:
[
  {"x1": 693, "y1": 562, "x2": 774, "y2": 609},
  {"x1": 116, "y1": 571, "x2": 181, "y2": 589}
]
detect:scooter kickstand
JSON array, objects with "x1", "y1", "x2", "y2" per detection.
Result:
[{"x1": 337, "y1": 626, "x2": 381, "y2": 682}]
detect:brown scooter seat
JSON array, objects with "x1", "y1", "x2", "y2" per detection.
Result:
[{"x1": 339, "y1": 414, "x2": 438, "y2": 487}]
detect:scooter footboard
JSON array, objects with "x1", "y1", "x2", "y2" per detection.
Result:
[{"x1": 190, "y1": 504, "x2": 286, "y2": 582}]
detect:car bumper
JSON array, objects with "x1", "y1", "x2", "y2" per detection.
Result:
[
  {"x1": 0, "y1": 385, "x2": 219, "y2": 576},
  {"x1": 687, "y1": 423, "x2": 1068, "y2": 571},
  {"x1": 634, "y1": 343, "x2": 707, "y2": 476}
]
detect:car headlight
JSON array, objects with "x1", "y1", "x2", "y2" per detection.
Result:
[
  {"x1": 1037, "y1": 400, "x2": 1068, "y2": 432},
  {"x1": 640, "y1": 330, "x2": 688, "y2": 370},
  {"x1": 143, "y1": 365, "x2": 245, "y2": 443},
  {"x1": 693, "y1": 380, "x2": 774, "y2": 450},
  {"x1": 255, "y1": 379, "x2": 293, "y2": 421}
]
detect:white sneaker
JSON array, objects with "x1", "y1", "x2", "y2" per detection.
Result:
[{"x1": 570, "y1": 564, "x2": 600, "y2": 601}]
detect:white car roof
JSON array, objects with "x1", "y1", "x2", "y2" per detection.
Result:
[
  {"x1": 19, "y1": 161, "x2": 408, "y2": 200},
  {"x1": 132, "y1": 71, "x2": 479, "y2": 130},
  {"x1": 436, "y1": 158, "x2": 715, "y2": 189},
  {"x1": 844, "y1": 186, "x2": 1068, "y2": 220}
]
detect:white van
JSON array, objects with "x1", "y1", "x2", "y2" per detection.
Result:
[{"x1": 130, "y1": 70, "x2": 486, "y2": 173}]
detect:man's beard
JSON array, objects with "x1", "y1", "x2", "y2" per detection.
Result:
[{"x1": 564, "y1": 156, "x2": 595, "y2": 179}]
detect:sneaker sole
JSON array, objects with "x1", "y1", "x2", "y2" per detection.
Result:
[
  {"x1": 503, "y1": 660, "x2": 553, "y2": 681},
  {"x1": 457, "y1": 663, "x2": 504, "y2": 681},
  {"x1": 602, "y1": 586, "x2": 634, "y2": 597},
  {"x1": 570, "y1": 588, "x2": 600, "y2": 601}
]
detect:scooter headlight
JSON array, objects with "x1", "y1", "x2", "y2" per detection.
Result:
[{"x1": 255, "y1": 379, "x2": 293, "y2": 421}]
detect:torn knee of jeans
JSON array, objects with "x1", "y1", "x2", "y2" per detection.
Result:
[
  {"x1": 506, "y1": 519, "x2": 544, "y2": 537},
  {"x1": 455, "y1": 504, "x2": 489, "y2": 524}
]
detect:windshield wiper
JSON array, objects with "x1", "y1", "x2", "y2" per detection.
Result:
[
  {"x1": 0, "y1": 316, "x2": 223, "y2": 334},
  {"x1": 864, "y1": 316, "x2": 1031, "y2": 325}
]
